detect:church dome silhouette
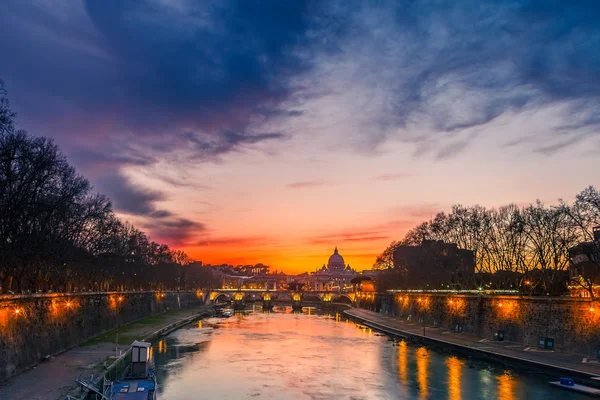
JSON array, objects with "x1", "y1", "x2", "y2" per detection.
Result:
[{"x1": 327, "y1": 247, "x2": 345, "y2": 271}]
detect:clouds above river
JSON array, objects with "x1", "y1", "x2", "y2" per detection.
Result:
[{"x1": 1, "y1": 0, "x2": 599, "y2": 270}]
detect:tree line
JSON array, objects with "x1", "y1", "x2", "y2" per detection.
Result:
[
  {"x1": 0, "y1": 80, "x2": 214, "y2": 293},
  {"x1": 375, "y1": 187, "x2": 600, "y2": 296}
]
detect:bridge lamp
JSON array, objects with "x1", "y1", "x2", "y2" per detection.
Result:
[
  {"x1": 118, "y1": 296, "x2": 124, "y2": 302},
  {"x1": 590, "y1": 307, "x2": 595, "y2": 313},
  {"x1": 66, "y1": 302, "x2": 72, "y2": 308},
  {"x1": 14, "y1": 308, "x2": 21, "y2": 315},
  {"x1": 498, "y1": 303, "x2": 503, "y2": 308}
]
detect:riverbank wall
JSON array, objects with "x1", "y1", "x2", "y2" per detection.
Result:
[
  {"x1": 344, "y1": 308, "x2": 600, "y2": 384},
  {"x1": 0, "y1": 291, "x2": 203, "y2": 382},
  {"x1": 357, "y1": 293, "x2": 600, "y2": 356}
]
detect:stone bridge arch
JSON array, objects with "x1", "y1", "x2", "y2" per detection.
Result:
[
  {"x1": 302, "y1": 293, "x2": 323, "y2": 303},
  {"x1": 333, "y1": 294, "x2": 355, "y2": 305},
  {"x1": 209, "y1": 290, "x2": 356, "y2": 305},
  {"x1": 211, "y1": 292, "x2": 231, "y2": 304},
  {"x1": 273, "y1": 292, "x2": 293, "y2": 302}
]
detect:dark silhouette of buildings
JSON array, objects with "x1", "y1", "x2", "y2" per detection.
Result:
[
  {"x1": 568, "y1": 226, "x2": 600, "y2": 297},
  {"x1": 392, "y1": 240, "x2": 475, "y2": 288}
]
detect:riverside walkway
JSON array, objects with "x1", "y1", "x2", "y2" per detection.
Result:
[
  {"x1": 345, "y1": 308, "x2": 600, "y2": 380},
  {"x1": 0, "y1": 304, "x2": 212, "y2": 400}
]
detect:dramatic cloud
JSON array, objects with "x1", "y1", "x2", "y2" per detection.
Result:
[
  {"x1": 282, "y1": 0, "x2": 600, "y2": 156},
  {"x1": 140, "y1": 217, "x2": 207, "y2": 247},
  {"x1": 3, "y1": 1, "x2": 599, "y2": 162},
  {"x1": 95, "y1": 172, "x2": 204, "y2": 245},
  {"x1": 183, "y1": 131, "x2": 285, "y2": 161},
  {"x1": 95, "y1": 173, "x2": 166, "y2": 216},
  {"x1": 1, "y1": 0, "x2": 599, "y2": 265}
]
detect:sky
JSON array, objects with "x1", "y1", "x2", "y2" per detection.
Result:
[{"x1": 1, "y1": 0, "x2": 599, "y2": 274}]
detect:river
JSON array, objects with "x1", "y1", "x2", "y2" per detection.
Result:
[{"x1": 151, "y1": 306, "x2": 586, "y2": 399}]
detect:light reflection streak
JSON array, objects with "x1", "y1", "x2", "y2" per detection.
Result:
[
  {"x1": 497, "y1": 373, "x2": 515, "y2": 400},
  {"x1": 158, "y1": 339, "x2": 167, "y2": 354},
  {"x1": 397, "y1": 341, "x2": 407, "y2": 383},
  {"x1": 446, "y1": 356, "x2": 463, "y2": 400},
  {"x1": 416, "y1": 347, "x2": 429, "y2": 399}
]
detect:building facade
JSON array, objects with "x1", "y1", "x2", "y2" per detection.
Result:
[{"x1": 568, "y1": 226, "x2": 600, "y2": 297}]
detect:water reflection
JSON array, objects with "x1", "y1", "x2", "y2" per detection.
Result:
[
  {"x1": 415, "y1": 347, "x2": 429, "y2": 399},
  {"x1": 446, "y1": 356, "x2": 463, "y2": 400},
  {"x1": 152, "y1": 307, "x2": 586, "y2": 400},
  {"x1": 397, "y1": 341, "x2": 408, "y2": 384},
  {"x1": 497, "y1": 372, "x2": 516, "y2": 400},
  {"x1": 157, "y1": 339, "x2": 167, "y2": 354}
]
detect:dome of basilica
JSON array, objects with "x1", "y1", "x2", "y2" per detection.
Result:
[{"x1": 327, "y1": 247, "x2": 346, "y2": 271}]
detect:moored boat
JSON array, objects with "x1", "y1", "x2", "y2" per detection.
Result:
[{"x1": 107, "y1": 341, "x2": 157, "y2": 400}]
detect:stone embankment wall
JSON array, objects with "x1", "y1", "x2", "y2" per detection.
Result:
[
  {"x1": 364, "y1": 294, "x2": 600, "y2": 356},
  {"x1": 0, "y1": 291, "x2": 203, "y2": 382}
]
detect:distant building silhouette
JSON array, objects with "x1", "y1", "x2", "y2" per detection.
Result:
[
  {"x1": 568, "y1": 226, "x2": 600, "y2": 297},
  {"x1": 301, "y1": 247, "x2": 359, "y2": 291},
  {"x1": 393, "y1": 240, "x2": 475, "y2": 288}
]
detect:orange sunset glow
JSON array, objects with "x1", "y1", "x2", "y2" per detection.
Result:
[{"x1": 2, "y1": 1, "x2": 599, "y2": 275}]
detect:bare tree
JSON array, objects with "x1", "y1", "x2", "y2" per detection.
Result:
[
  {"x1": 0, "y1": 80, "x2": 16, "y2": 135},
  {"x1": 0, "y1": 81, "x2": 194, "y2": 293},
  {"x1": 373, "y1": 240, "x2": 402, "y2": 270}
]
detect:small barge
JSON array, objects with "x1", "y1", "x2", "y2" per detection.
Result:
[
  {"x1": 76, "y1": 341, "x2": 157, "y2": 400},
  {"x1": 107, "y1": 341, "x2": 156, "y2": 399}
]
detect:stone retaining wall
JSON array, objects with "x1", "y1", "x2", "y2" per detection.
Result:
[
  {"x1": 0, "y1": 291, "x2": 203, "y2": 382},
  {"x1": 365, "y1": 293, "x2": 600, "y2": 356}
]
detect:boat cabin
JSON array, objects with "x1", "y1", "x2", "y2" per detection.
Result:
[{"x1": 109, "y1": 341, "x2": 157, "y2": 399}]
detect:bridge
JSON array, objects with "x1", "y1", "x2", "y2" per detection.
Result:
[{"x1": 207, "y1": 289, "x2": 356, "y2": 309}]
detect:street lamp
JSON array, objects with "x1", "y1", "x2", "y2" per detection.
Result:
[{"x1": 115, "y1": 296, "x2": 125, "y2": 357}]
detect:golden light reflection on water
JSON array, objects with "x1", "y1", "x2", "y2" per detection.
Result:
[
  {"x1": 158, "y1": 339, "x2": 167, "y2": 354},
  {"x1": 446, "y1": 356, "x2": 463, "y2": 400},
  {"x1": 397, "y1": 341, "x2": 408, "y2": 384},
  {"x1": 152, "y1": 310, "x2": 580, "y2": 400},
  {"x1": 497, "y1": 373, "x2": 516, "y2": 400},
  {"x1": 416, "y1": 347, "x2": 429, "y2": 399}
]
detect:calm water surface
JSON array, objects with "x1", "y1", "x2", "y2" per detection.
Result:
[{"x1": 152, "y1": 307, "x2": 586, "y2": 400}]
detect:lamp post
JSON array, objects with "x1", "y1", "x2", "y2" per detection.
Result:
[{"x1": 115, "y1": 296, "x2": 124, "y2": 357}]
